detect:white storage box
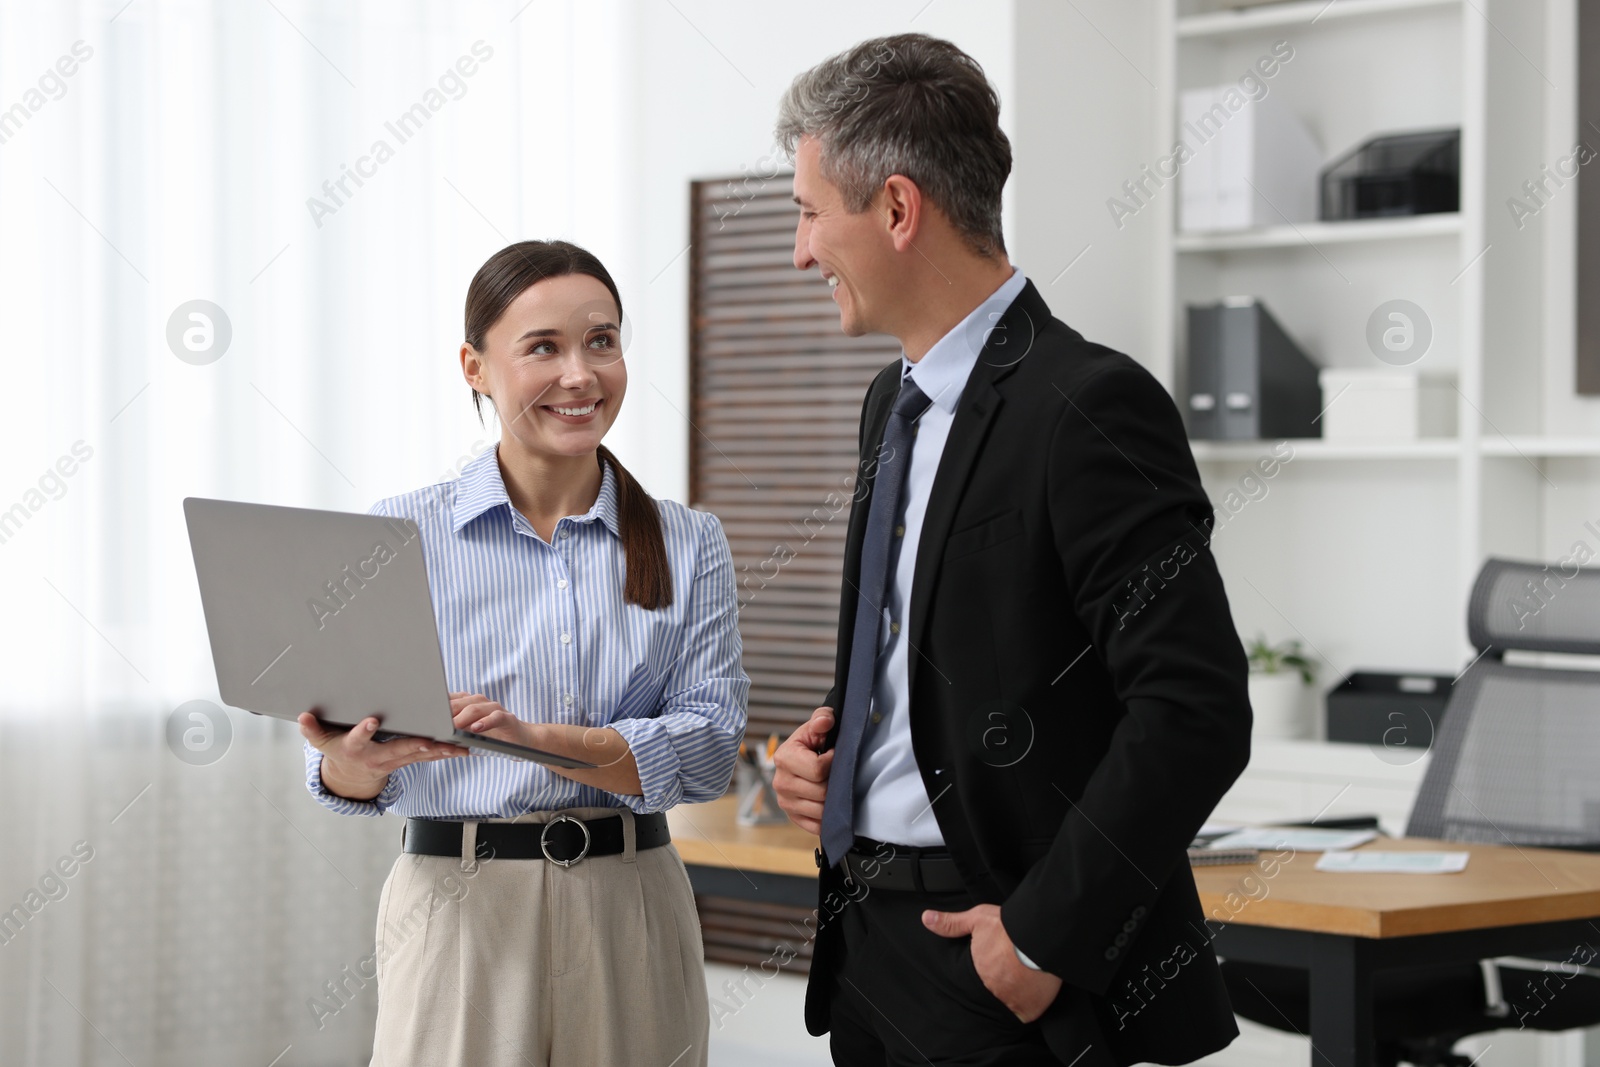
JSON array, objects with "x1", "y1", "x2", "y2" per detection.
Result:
[{"x1": 1318, "y1": 369, "x2": 1456, "y2": 441}]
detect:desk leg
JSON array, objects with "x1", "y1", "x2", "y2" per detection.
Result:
[{"x1": 1307, "y1": 936, "x2": 1375, "y2": 1067}]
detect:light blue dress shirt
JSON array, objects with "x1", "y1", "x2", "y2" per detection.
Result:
[
  {"x1": 303, "y1": 445, "x2": 750, "y2": 818},
  {"x1": 853, "y1": 267, "x2": 1029, "y2": 847}
]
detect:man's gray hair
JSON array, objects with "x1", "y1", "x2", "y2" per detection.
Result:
[{"x1": 775, "y1": 33, "x2": 1011, "y2": 258}]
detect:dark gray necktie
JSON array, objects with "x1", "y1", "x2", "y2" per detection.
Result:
[{"x1": 820, "y1": 373, "x2": 933, "y2": 867}]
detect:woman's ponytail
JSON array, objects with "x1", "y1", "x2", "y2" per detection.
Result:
[{"x1": 597, "y1": 445, "x2": 672, "y2": 610}]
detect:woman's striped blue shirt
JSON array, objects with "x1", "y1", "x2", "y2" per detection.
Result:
[{"x1": 302, "y1": 445, "x2": 749, "y2": 818}]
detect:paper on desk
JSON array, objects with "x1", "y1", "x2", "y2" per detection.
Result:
[
  {"x1": 1315, "y1": 851, "x2": 1470, "y2": 874},
  {"x1": 1209, "y1": 827, "x2": 1378, "y2": 852}
]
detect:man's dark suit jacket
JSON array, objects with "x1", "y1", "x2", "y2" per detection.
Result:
[{"x1": 804, "y1": 279, "x2": 1253, "y2": 1066}]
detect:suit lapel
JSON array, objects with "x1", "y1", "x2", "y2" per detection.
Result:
[
  {"x1": 852, "y1": 370, "x2": 898, "y2": 558},
  {"x1": 830, "y1": 366, "x2": 901, "y2": 707},
  {"x1": 861, "y1": 381, "x2": 896, "y2": 481},
  {"x1": 905, "y1": 281, "x2": 1048, "y2": 695}
]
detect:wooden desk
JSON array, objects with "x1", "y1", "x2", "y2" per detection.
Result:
[
  {"x1": 668, "y1": 795, "x2": 820, "y2": 910},
  {"x1": 668, "y1": 794, "x2": 818, "y2": 878},
  {"x1": 1193, "y1": 835, "x2": 1600, "y2": 937},
  {"x1": 666, "y1": 804, "x2": 1600, "y2": 1066},
  {"x1": 1195, "y1": 836, "x2": 1600, "y2": 1067}
]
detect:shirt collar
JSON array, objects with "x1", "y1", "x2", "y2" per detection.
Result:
[
  {"x1": 451, "y1": 443, "x2": 622, "y2": 539},
  {"x1": 901, "y1": 266, "x2": 1029, "y2": 413}
]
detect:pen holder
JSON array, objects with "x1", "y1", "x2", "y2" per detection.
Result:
[{"x1": 734, "y1": 755, "x2": 788, "y2": 826}]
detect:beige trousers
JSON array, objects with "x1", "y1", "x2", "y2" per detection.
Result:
[{"x1": 368, "y1": 807, "x2": 709, "y2": 1067}]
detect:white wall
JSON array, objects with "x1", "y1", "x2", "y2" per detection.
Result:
[
  {"x1": 1538, "y1": 0, "x2": 1590, "y2": 439},
  {"x1": 1010, "y1": 0, "x2": 1164, "y2": 370},
  {"x1": 1535, "y1": 0, "x2": 1600, "y2": 568}
]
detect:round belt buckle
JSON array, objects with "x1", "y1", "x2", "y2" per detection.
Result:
[{"x1": 540, "y1": 814, "x2": 591, "y2": 867}]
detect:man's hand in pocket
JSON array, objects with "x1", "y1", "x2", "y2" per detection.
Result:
[{"x1": 923, "y1": 903, "x2": 1063, "y2": 1023}]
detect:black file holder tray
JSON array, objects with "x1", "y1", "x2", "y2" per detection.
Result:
[
  {"x1": 1320, "y1": 128, "x2": 1460, "y2": 221},
  {"x1": 1324, "y1": 670, "x2": 1454, "y2": 749}
]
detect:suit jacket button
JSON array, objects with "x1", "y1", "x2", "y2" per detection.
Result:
[
  {"x1": 1122, "y1": 919, "x2": 1138, "y2": 933},
  {"x1": 1131, "y1": 905, "x2": 1148, "y2": 919},
  {"x1": 1104, "y1": 947, "x2": 1120, "y2": 961},
  {"x1": 1113, "y1": 932, "x2": 1130, "y2": 947}
]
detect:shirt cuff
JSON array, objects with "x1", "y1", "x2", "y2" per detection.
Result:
[
  {"x1": 606, "y1": 717, "x2": 683, "y2": 814},
  {"x1": 304, "y1": 744, "x2": 402, "y2": 817},
  {"x1": 1014, "y1": 944, "x2": 1044, "y2": 971}
]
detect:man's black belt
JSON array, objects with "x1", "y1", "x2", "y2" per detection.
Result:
[
  {"x1": 403, "y1": 811, "x2": 671, "y2": 867},
  {"x1": 834, "y1": 840, "x2": 967, "y2": 894}
]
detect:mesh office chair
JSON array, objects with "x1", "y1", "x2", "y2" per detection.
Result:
[{"x1": 1221, "y1": 557, "x2": 1600, "y2": 1066}]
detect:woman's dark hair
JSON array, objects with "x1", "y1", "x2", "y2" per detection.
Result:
[{"x1": 464, "y1": 239, "x2": 671, "y2": 610}]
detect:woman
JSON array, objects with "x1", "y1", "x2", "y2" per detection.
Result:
[{"x1": 298, "y1": 240, "x2": 748, "y2": 1067}]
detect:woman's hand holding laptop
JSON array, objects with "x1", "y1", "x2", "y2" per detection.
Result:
[{"x1": 297, "y1": 712, "x2": 468, "y2": 801}]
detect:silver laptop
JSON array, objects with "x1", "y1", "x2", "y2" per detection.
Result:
[{"x1": 183, "y1": 497, "x2": 595, "y2": 769}]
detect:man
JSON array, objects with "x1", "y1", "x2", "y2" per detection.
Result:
[{"x1": 770, "y1": 33, "x2": 1253, "y2": 1067}]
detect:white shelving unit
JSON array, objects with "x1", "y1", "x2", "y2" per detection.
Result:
[
  {"x1": 1190, "y1": 438, "x2": 1461, "y2": 461},
  {"x1": 1155, "y1": 3, "x2": 1592, "y2": 1063},
  {"x1": 1154, "y1": 0, "x2": 1567, "y2": 679},
  {"x1": 1191, "y1": 436, "x2": 1600, "y2": 463},
  {"x1": 1483, "y1": 436, "x2": 1600, "y2": 458},
  {"x1": 1174, "y1": 211, "x2": 1462, "y2": 252},
  {"x1": 1176, "y1": 0, "x2": 1461, "y2": 38}
]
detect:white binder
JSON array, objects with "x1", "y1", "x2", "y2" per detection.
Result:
[{"x1": 1179, "y1": 84, "x2": 1322, "y2": 232}]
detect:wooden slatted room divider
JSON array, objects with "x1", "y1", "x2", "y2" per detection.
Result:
[{"x1": 686, "y1": 173, "x2": 901, "y2": 977}]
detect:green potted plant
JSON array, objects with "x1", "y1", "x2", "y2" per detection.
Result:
[{"x1": 1245, "y1": 633, "x2": 1317, "y2": 740}]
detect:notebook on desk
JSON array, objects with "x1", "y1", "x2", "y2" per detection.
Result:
[{"x1": 1189, "y1": 846, "x2": 1261, "y2": 867}]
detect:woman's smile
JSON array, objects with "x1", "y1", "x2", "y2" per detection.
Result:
[{"x1": 542, "y1": 397, "x2": 604, "y2": 423}]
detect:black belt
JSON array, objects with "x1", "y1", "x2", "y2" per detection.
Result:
[
  {"x1": 404, "y1": 812, "x2": 670, "y2": 867},
  {"x1": 830, "y1": 839, "x2": 967, "y2": 894}
]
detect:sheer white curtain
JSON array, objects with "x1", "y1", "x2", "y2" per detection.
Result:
[{"x1": 0, "y1": 1, "x2": 635, "y2": 1063}]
